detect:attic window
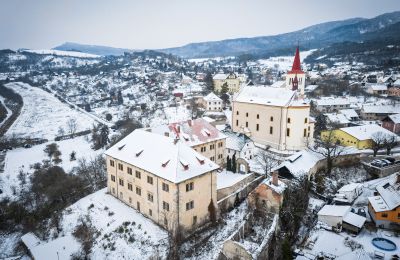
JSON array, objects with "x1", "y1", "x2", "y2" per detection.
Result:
[
  {"x1": 180, "y1": 159, "x2": 189, "y2": 170},
  {"x1": 162, "y1": 159, "x2": 170, "y2": 167},
  {"x1": 196, "y1": 156, "x2": 205, "y2": 165},
  {"x1": 118, "y1": 144, "x2": 126, "y2": 150},
  {"x1": 135, "y1": 149, "x2": 144, "y2": 157}
]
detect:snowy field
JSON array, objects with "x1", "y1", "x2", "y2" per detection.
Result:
[
  {"x1": 149, "y1": 105, "x2": 191, "y2": 127},
  {"x1": 5, "y1": 82, "x2": 98, "y2": 140},
  {"x1": 258, "y1": 49, "x2": 315, "y2": 71},
  {"x1": 0, "y1": 95, "x2": 12, "y2": 127},
  {"x1": 23, "y1": 49, "x2": 100, "y2": 58},
  {"x1": 0, "y1": 136, "x2": 102, "y2": 200},
  {"x1": 33, "y1": 188, "x2": 169, "y2": 260}
]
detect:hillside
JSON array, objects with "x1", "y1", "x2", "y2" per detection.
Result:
[
  {"x1": 53, "y1": 42, "x2": 137, "y2": 56},
  {"x1": 160, "y1": 11, "x2": 400, "y2": 58}
]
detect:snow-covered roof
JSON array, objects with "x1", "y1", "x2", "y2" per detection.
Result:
[
  {"x1": 21, "y1": 232, "x2": 41, "y2": 249},
  {"x1": 272, "y1": 149, "x2": 324, "y2": 177},
  {"x1": 262, "y1": 177, "x2": 287, "y2": 194},
  {"x1": 104, "y1": 129, "x2": 220, "y2": 183},
  {"x1": 340, "y1": 124, "x2": 397, "y2": 141},
  {"x1": 223, "y1": 131, "x2": 249, "y2": 152},
  {"x1": 362, "y1": 104, "x2": 400, "y2": 114},
  {"x1": 339, "y1": 109, "x2": 359, "y2": 120},
  {"x1": 305, "y1": 84, "x2": 319, "y2": 92},
  {"x1": 315, "y1": 98, "x2": 350, "y2": 107},
  {"x1": 204, "y1": 92, "x2": 222, "y2": 102},
  {"x1": 338, "y1": 183, "x2": 361, "y2": 193},
  {"x1": 270, "y1": 81, "x2": 285, "y2": 88},
  {"x1": 375, "y1": 173, "x2": 400, "y2": 211},
  {"x1": 342, "y1": 212, "x2": 366, "y2": 228},
  {"x1": 385, "y1": 113, "x2": 400, "y2": 124},
  {"x1": 368, "y1": 196, "x2": 390, "y2": 212},
  {"x1": 368, "y1": 84, "x2": 387, "y2": 91},
  {"x1": 234, "y1": 85, "x2": 308, "y2": 107},
  {"x1": 318, "y1": 205, "x2": 350, "y2": 217},
  {"x1": 325, "y1": 113, "x2": 350, "y2": 125},
  {"x1": 213, "y1": 73, "x2": 227, "y2": 80},
  {"x1": 147, "y1": 118, "x2": 227, "y2": 147}
]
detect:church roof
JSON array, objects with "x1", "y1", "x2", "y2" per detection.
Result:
[{"x1": 288, "y1": 47, "x2": 304, "y2": 74}]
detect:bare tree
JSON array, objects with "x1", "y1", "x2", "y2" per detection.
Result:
[
  {"x1": 383, "y1": 134, "x2": 398, "y2": 155},
  {"x1": 307, "y1": 129, "x2": 344, "y2": 175},
  {"x1": 255, "y1": 148, "x2": 281, "y2": 176},
  {"x1": 371, "y1": 132, "x2": 386, "y2": 157},
  {"x1": 67, "y1": 118, "x2": 77, "y2": 135}
]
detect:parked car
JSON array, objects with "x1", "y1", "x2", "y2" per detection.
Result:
[{"x1": 385, "y1": 157, "x2": 395, "y2": 164}]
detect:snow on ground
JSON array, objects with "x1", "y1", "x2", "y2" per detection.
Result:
[
  {"x1": 149, "y1": 105, "x2": 191, "y2": 127},
  {"x1": 300, "y1": 228, "x2": 400, "y2": 260},
  {"x1": 217, "y1": 170, "x2": 252, "y2": 189},
  {"x1": 258, "y1": 49, "x2": 315, "y2": 71},
  {"x1": 180, "y1": 201, "x2": 249, "y2": 259},
  {"x1": 0, "y1": 95, "x2": 12, "y2": 127},
  {"x1": 5, "y1": 82, "x2": 98, "y2": 140},
  {"x1": 46, "y1": 188, "x2": 169, "y2": 260},
  {"x1": 0, "y1": 136, "x2": 102, "y2": 200},
  {"x1": 0, "y1": 232, "x2": 23, "y2": 258},
  {"x1": 23, "y1": 49, "x2": 100, "y2": 58}
]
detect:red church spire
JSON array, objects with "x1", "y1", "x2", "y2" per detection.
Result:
[{"x1": 288, "y1": 46, "x2": 304, "y2": 74}]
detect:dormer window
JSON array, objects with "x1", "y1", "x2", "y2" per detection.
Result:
[
  {"x1": 180, "y1": 159, "x2": 189, "y2": 170},
  {"x1": 162, "y1": 159, "x2": 170, "y2": 167},
  {"x1": 135, "y1": 149, "x2": 144, "y2": 157},
  {"x1": 196, "y1": 156, "x2": 205, "y2": 165},
  {"x1": 118, "y1": 144, "x2": 126, "y2": 150}
]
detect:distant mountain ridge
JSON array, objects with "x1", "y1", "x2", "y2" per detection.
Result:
[
  {"x1": 52, "y1": 11, "x2": 400, "y2": 58},
  {"x1": 160, "y1": 11, "x2": 400, "y2": 58},
  {"x1": 53, "y1": 42, "x2": 138, "y2": 56}
]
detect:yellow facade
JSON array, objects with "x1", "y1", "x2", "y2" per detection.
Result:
[
  {"x1": 213, "y1": 74, "x2": 241, "y2": 94},
  {"x1": 320, "y1": 129, "x2": 372, "y2": 149},
  {"x1": 106, "y1": 155, "x2": 217, "y2": 234}
]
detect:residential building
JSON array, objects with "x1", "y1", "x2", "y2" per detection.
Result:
[
  {"x1": 361, "y1": 104, "x2": 400, "y2": 120},
  {"x1": 366, "y1": 84, "x2": 388, "y2": 95},
  {"x1": 318, "y1": 205, "x2": 366, "y2": 234},
  {"x1": 368, "y1": 173, "x2": 400, "y2": 229},
  {"x1": 314, "y1": 98, "x2": 351, "y2": 113},
  {"x1": 232, "y1": 86, "x2": 314, "y2": 151},
  {"x1": 321, "y1": 124, "x2": 398, "y2": 149},
  {"x1": 333, "y1": 183, "x2": 362, "y2": 204},
  {"x1": 213, "y1": 72, "x2": 241, "y2": 94},
  {"x1": 145, "y1": 118, "x2": 226, "y2": 166},
  {"x1": 248, "y1": 171, "x2": 286, "y2": 213},
  {"x1": 324, "y1": 113, "x2": 350, "y2": 127},
  {"x1": 388, "y1": 86, "x2": 400, "y2": 97},
  {"x1": 203, "y1": 92, "x2": 223, "y2": 112},
  {"x1": 105, "y1": 129, "x2": 219, "y2": 234},
  {"x1": 339, "y1": 109, "x2": 359, "y2": 122},
  {"x1": 382, "y1": 114, "x2": 400, "y2": 134}
]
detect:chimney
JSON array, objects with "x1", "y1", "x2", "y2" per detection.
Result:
[
  {"x1": 272, "y1": 171, "x2": 279, "y2": 186},
  {"x1": 176, "y1": 125, "x2": 180, "y2": 133},
  {"x1": 164, "y1": 132, "x2": 169, "y2": 137},
  {"x1": 188, "y1": 120, "x2": 192, "y2": 127}
]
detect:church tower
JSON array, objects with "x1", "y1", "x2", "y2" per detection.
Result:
[{"x1": 285, "y1": 46, "x2": 305, "y2": 96}]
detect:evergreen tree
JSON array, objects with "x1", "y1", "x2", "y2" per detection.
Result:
[
  {"x1": 117, "y1": 90, "x2": 123, "y2": 105},
  {"x1": 220, "y1": 82, "x2": 229, "y2": 95},
  {"x1": 232, "y1": 153, "x2": 237, "y2": 173},
  {"x1": 226, "y1": 156, "x2": 231, "y2": 171}
]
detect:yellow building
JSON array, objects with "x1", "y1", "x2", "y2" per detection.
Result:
[
  {"x1": 232, "y1": 86, "x2": 314, "y2": 151},
  {"x1": 321, "y1": 124, "x2": 397, "y2": 149},
  {"x1": 105, "y1": 129, "x2": 219, "y2": 235},
  {"x1": 213, "y1": 72, "x2": 241, "y2": 94}
]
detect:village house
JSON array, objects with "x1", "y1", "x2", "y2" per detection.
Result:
[
  {"x1": 213, "y1": 72, "x2": 241, "y2": 93},
  {"x1": 248, "y1": 171, "x2": 287, "y2": 213},
  {"x1": 314, "y1": 98, "x2": 351, "y2": 113},
  {"x1": 232, "y1": 85, "x2": 314, "y2": 151},
  {"x1": 388, "y1": 86, "x2": 400, "y2": 97},
  {"x1": 105, "y1": 129, "x2": 219, "y2": 234},
  {"x1": 366, "y1": 84, "x2": 388, "y2": 95},
  {"x1": 333, "y1": 183, "x2": 362, "y2": 204},
  {"x1": 321, "y1": 124, "x2": 398, "y2": 149},
  {"x1": 368, "y1": 173, "x2": 400, "y2": 229},
  {"x1": 360, "y1": 104, "x2": 400, "y2": 120},
  {"x1": 202, "y1": 92, "x2": 223, "y2": 112},
  {"x1": 381, "y1": 113, "x2": 400, "y2": 134},
  {"x1": 318, "y1": 205, "x2": 366, "y2": 234},
  {"x1": 145, "y1": 118, "x2": 227, "y2": 166}
]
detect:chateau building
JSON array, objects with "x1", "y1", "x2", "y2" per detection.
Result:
[
  {"x1": 105, "y1": 129, "x2": 219, "y2": 234},
  {"x1": 145, "y1": 118, "x2": 226, "y2": 166}
]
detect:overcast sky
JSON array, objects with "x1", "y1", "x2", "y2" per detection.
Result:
[{"x1": 1, "y1": 0, "x2": 399, "y2": 50}]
